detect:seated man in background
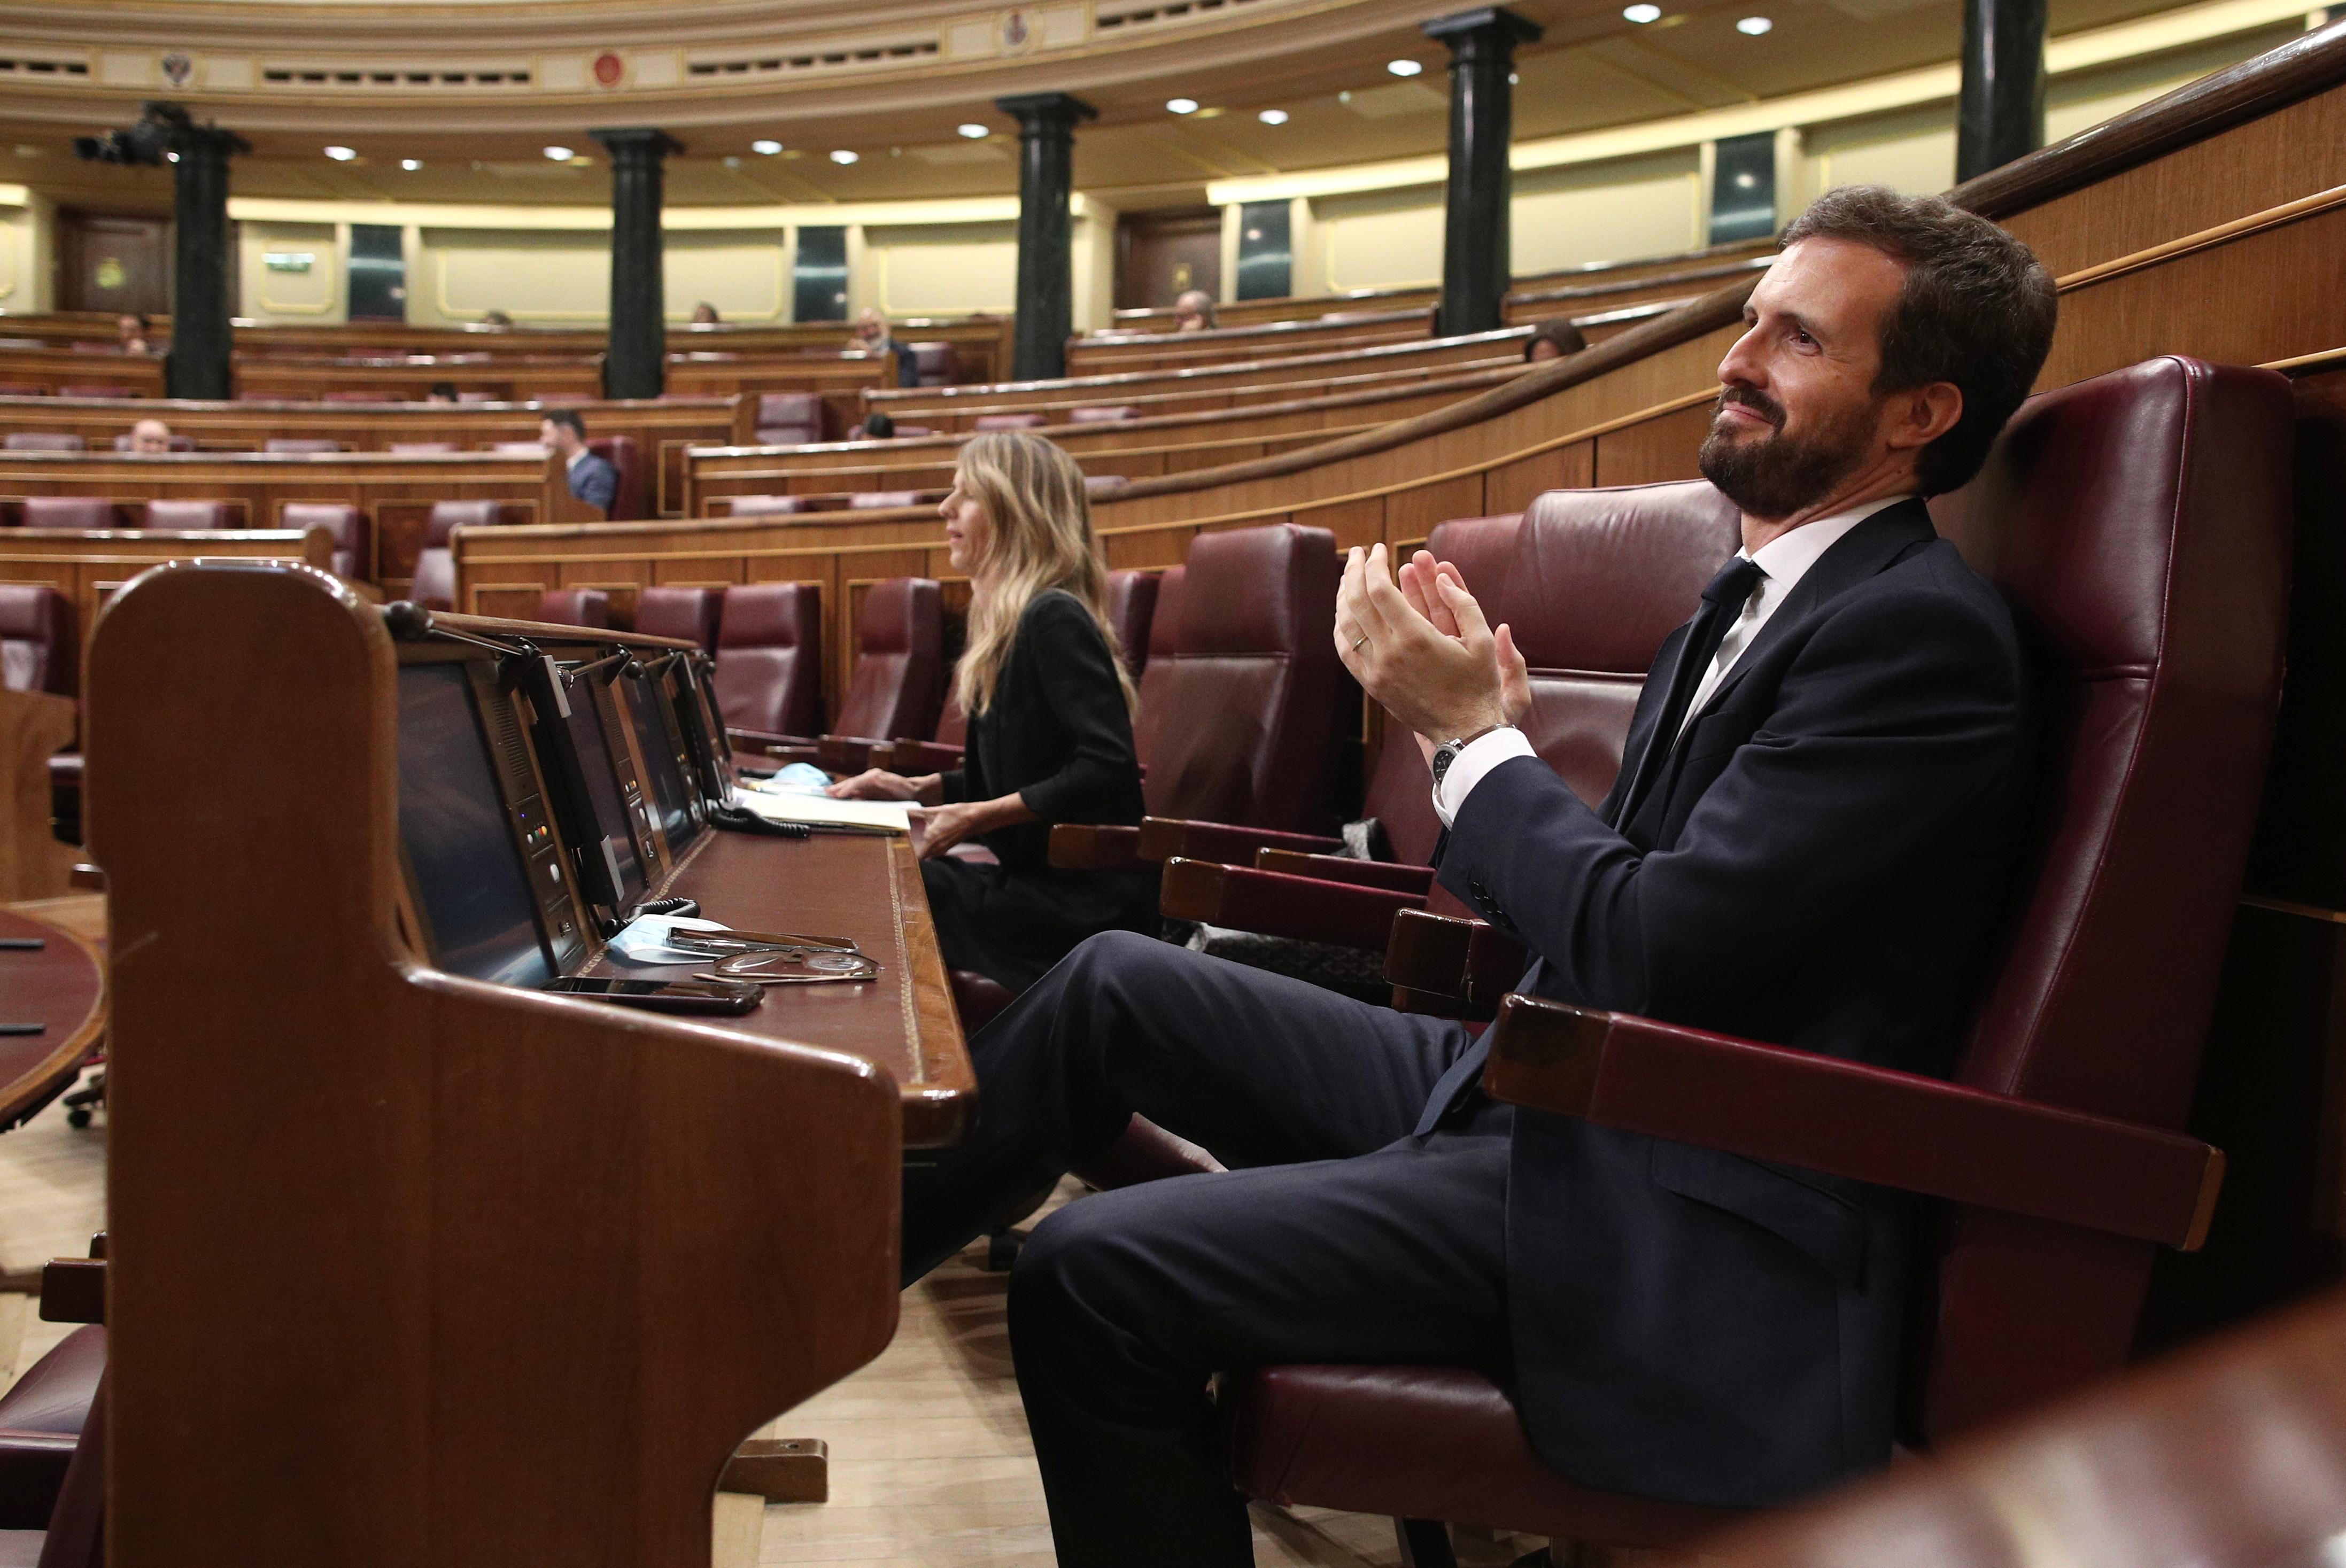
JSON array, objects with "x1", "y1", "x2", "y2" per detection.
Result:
[
  {"x1": 128, "y1": 417, "x2": 174, "y2": 455},
  {"x1": 897, "y1": 186, "x2": 2059, "y2": 1568},
  {"x1": 116, "y1": 313, "x2": 153, "y2": 354},
  {"x1": 424, "y1": 381, "x2": 460, "y2": 403},
  {"x1": 539, "y1": 409, "x2": 617, "y2": 515},
  {"x1": 1524, "y1": 315, "x2": 1588, "y2": 362},
  {"x1": 691, "y1": 301, "x2": 721, "y2": 325},
  {"x1": 851, "y1": 306, "x2": 917, "y2": 386},
  {"x1": 1171, "y1": 289, "x2": 1216, "y2": 332},
  {"x1": 478, "y1": 309, "x2": 514, "y2": 330}
]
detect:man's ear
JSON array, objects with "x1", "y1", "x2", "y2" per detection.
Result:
[{"x1": 1885, "y1": 382, "x2": 1963, "y2": 452}]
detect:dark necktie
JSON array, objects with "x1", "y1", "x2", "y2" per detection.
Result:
[{"x1": 1411, "y1": 553, "x2": 1765, "y2": 1140}]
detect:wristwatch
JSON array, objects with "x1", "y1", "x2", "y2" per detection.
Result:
[{"x1": 1431, "y1": 726, "x2": 1504, "y2": 792}]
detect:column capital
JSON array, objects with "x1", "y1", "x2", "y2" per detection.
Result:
[
  {"x1": 1422, "y1": 6, "x2": 1544, "y2": 57},
  {"x1": 994, "y1": 92, "x2": 1098, "y2": 129},
  {"x1": 590, "y1": 127, "x2": 685, "y2": 161}
]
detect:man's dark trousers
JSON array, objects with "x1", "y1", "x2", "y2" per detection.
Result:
[{"x1": 901, "y1": 931, "x2": 1513, "y2": 1568}]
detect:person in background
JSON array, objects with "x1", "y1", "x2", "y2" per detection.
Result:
[
  {"x1": 1524, "y1": 315, "x2": 1589, "y2": 362},
  {"x1": 852, "y1": 307, "x2": 918, "y2": 387},
  {"x1": 117, "y1": 313, "x2": 153, "y2": 354},
  {"x1": 539, "y1": 409, "x2": 617, "y2": 515},
  {"x1": 861, "y1": 412, "x2": 896, "y2": 440},
  {"x1": 828, "y1": 431, "x2": 1154, "y2": 992},
  {"x1": 691, "y1": 302, "x2": 721, "y2": 325},
  {"x1": 128, "y1": 417, "x2": 174, "y2": 455},
  {"x1": 424, "y1": 382, "x2": 460, "y2": 404},
  {"x1": 1171, "y1": 290, "x2": 1216, "y2": 332},
  {"x1": 479, "y1": 309, "x2": 514, "y2": 330}
]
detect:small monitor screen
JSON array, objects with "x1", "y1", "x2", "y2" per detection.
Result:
[
  {"x1": 396, "y1": 662, "x2": 554, "y2": 988},
  {"x1": 561, "y1": 676, "x2": 648, "y2": 910},
  {"x1": 625, "y1": 672, "x2": 699, "y2": 854}
]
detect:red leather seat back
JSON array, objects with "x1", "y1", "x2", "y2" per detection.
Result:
[
  {"x1": 1132, "y1": 566, "x2": 1186, "y2": 735},
  {"x1": 387, "y1": 441, "x2": 456, "y2": 455},
  {"x1": 1915, "y1": 356, "x2": 2295, "y2": 1438},
  {"x1": 263, "y1": 438, "x2": 344, "y2": 454},
  {"x1": 110, "y1": 434, "x2": 193, "y2": 453},
  {"x1": 836, "y1": 578, "x2": 945, "y2": 741},
  {"x1": 534, "y1": 588, "x2": 612, "y2": 629},
  {"x1": 1104, "y1": 570, "x2": 1159, "y2": 678},
  {"x1": 849, "y1": 491, "x2": 926, "y2": 510},
  {"x1": 715, "y1": 583, "x2": 824, "y2": 738},
  {"x1": 755, "y1": 393, "x2": 824, "y2": 446},
  {"x1": 0, "y1": 586, "x2": 75, "y2": 697},
  {"x1": 729, "y1": 494, "x2": 809, "y2": 517},
  {"x1": 141, "y1": 500, "x2": 231, "y2": 531},
  {"x1": 908, "y1": 342, "x2": 954, "y2": 385},
  {"x1": 586, "y1": 434, "x2": 648, "y2": 521},
  {"x1": 321, "y1": 390, "x2": 393, "y2": 403},
  {"x1": 934, "y1": 696, "x2": 967, "y2": 748},
  {"x1": 18, "y1": 500, "x2": 115, "y2": 531},
  {"x1": 1135, "y1": 525, "x2": 1343, "y2": 832},
  {"x1": 425, "y1": 499, "x2": 504, "y2": 549},
  {"x1": 635, "y1": 586, "x2": 723, "y2": 651},
  {"x1": 971, "y1": 413, "x2": 1047, "y2": 432},
  {"x1": 1070, "y1": 406, "x2": 1140, "y2": 423},
  {"x1": 408, "y1": 551, "x2": 455, "y2": 611},
  {"x1": 2, "y1": 434, "x2": 82, "y2": 453},
  {"x1": 53, "y1": 387, "x2": 130, "y2": 400},
  {"x1": 282, "y1": 502, "x2": 369, "y2": 580},
  {"x1": 1501, "y1": 483, "x2": 1741, "y2": 810}
]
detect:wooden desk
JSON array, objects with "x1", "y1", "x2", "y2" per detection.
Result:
[{"x1": 0, "y1": 903, "x2": 101, "y2": 1130}]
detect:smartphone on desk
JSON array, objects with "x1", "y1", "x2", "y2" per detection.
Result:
[{"x1": 542, "y1": 976, "x2": 763, "y2": 1015}]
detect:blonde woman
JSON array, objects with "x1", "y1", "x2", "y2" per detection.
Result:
[{"x1": 829, "y1": 431, "x2": 1152, "y2": 991}]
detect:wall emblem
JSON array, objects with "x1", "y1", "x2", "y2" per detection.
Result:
[
  {"x1": 160, "y1": 51, "x2": 193, "y2": 87},
  {"x1": 593, "y1": 51, "x2": 626, "y2": 88},
  {"x1": 95, "y1": 258, "x2": 126, "y2": 292},
  {"x1": 999, "y1": 10, "x2": 1033, "y2": 53}
]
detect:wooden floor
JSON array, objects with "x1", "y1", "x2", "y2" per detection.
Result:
[{"x1": 0, "y1": 1098, "x2": 1546, "y2": 1567}]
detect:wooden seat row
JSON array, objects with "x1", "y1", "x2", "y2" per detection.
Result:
[{"x1": 1063, "y1": 306, "x2": 1437, "y2": 377}]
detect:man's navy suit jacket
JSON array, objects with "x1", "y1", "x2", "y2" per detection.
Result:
[
  {"x1": 567, "y1": 451, "x2": 619, "y2": 513},
  {"x1": 1436, "y1": 497, "x2": 2034, "y2": 1507}
]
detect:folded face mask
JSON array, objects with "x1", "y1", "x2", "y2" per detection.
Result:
[{"x1": 605, "y1": 913, "x2": 730, "y2": 965}]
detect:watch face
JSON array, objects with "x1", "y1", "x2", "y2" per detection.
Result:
[{"x1": 1432, "y1": 746, "x2": 1457, "y2": 787}]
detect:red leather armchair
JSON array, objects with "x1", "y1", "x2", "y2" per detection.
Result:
[
  {"x1": 1225, "y1": 355, "x2": 2296, "y2": 1561},
  {"x1": 0, "y1": 586, "x2": 74, "y2": 698},
  {"x1": 533, "y1": 588, "x2": 613, "y2": 629},
  {"x1": 2, "y1": 435, "x2": 82, "y2": 454},
  {"x1": 0, "y1": 1328, "x2": 102, "y2": 1532},
  {"x1": 140, "y1": 500, "x2": 231, "y2": 530},
  {"x1": 714, "y1": 582, "x2": 823, "y2": 741},
  {"x1": 907, "y1": 342, "x2": 955, "y2": 386},
  {"x1": 281, "y1": 502, "x2": 370, "y2": 581},
  {"x1": 263, "y1": 438, "x2": 345, "y2": 454},
  {"x1": 849, "y1": 491, "x2": 926, "y2": 509},
  {"x1": 16, "y1": 500, "x2": 114, "y2": 531},
  {"x1": 406, "y1": 499, "x2": 508, "y2": 611},
  {"x1": 972, "y1": 412, "x2": 1047, "y2": 432},
  {"x1": 633, "y1": 585, "x2": 723, "y2": 651},
  {"x1": 1104, "y1": 567, "x2": 1160, "y2": 679},
  {"x1": 764, "y1": 578, "x2": 945, "y2": 764},
  {"x1": 754, "y1": 393, "x2": 823, "y2": 447},
  {"x1": 585, "y1": 433, "x2": 648, "y2": 521},
  {"x1": 727, "y1": 494, "x2": 809, "y2": 518}
]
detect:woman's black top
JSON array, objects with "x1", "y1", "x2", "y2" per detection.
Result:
[{"x1": 925, "y1": 588, "x2": 1153, "y2": 990}]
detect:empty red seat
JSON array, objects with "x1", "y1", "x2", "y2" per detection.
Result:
[
  {"x1": 1070, "y1": 406, "x2": 1140, "y2": 423},
  {"x1": 408, "y1": 552, "x2": 455, "y2": 611},
  {"x1": 971, "y1": 413, "x2": 1046, "y2": 432},
  {"x1": 834, "y1": 578, "x2": 946, "y2": 741},
  {"x1": 1104, "y1": 568, "x2": 1159, "y2": 679},
  {"x1": 585, "y1": 433, "x2": 648, "y2": 521},
  {"x1": 0, "y1": 1326, "x2": 102, "y2": 1532},
  {"x1": 264, "y1": 438, "x2": 345, "y2": 454},
  {"x1": 388, "y1": 441, "x2": 457, "y2": 455},
  {"x1": 0, "y1": 585, "x2": 75, "y2": 697},
  {"x1": 0, "y1": 385, "x2": 46, "y2": 397},
  {"x1": 907, "y1": 343, "x2": 955, "y2": 385},
  {"x1": 727, "y1": 494, "x2": 808, "y2": 517},
  {"x1": 282, "y1": 502, "x2": 370, "y2": 580},
  {"x1": 17, "y1": 499, "x2": 115, "y2": 530},
  {"x1": 848, "y1": 491, "x2": 925, "y2": 510},
  {"x1": 754, "y1": 392, "x2": 823, "y2": 446},
  {"x1": 322, "y1": 391, "x2": 399, "y2": 403},
  {"x1": 142, "y1": 500, "x2": 233, "y2": 530},
  {"x1": 426, "y1": 499, "x2": 505, "y2": 539},
  {"x1": 54, "y1": 387, "x2": 132, "y2": 400},
  {"x1": 634, "y1": 585, "x2": 722, "y2": 651},
  {"x1": 534, "y1": 588, "x2": 612, "y2": 628},
  {"x1": 406, "y1": 500, "x2": 508, "y2": 611},
  {"x1": 110, "y1": 433, "x2": 195, "y2": 453},
  {"x1": 3, "y1": 434, "x2": 83, "y2": 453},
  {"x1": 715, "y1": 582, "x2": 823, "y2": 739},
  {"x1": 486, "y1": 441, "x2": 548, "y2": 455},
  {"x1": 456, "y1": 391, "x2": 498, "y2": 404}
]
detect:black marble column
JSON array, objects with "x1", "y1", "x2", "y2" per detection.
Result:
[
  {"x1": 165, "y1": 119, "x2": 247, "y2": 401},
  {"x1": 591, "y1": 128, "x2": 682, "y2": 400},
  {"x1": 996, "y1": 92, "x2": 1095, "y2": 382},
  {"x1": 1424, "y1": 7, "x2": 1542, "y2": 339},
  {"x1": 1955, "y1": 0, "x2": 2047, "y2": 181}
]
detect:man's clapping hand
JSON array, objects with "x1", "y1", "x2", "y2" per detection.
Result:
[{"x1": 1334, "y1": 542, "x2": 1530, "y2": 749}]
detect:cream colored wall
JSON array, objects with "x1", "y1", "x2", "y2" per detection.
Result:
[
  {"x1": 863, "y1": 220, "x2": 1018, "y2": 316},
  {"x1": 0, "y1": 197, "x2": 53, "y2": 316},
  {"x1": 1512, "y1": 150, "x2": 1706, "y2": 275},
  {"x1": 1310, "y1": 184, "x2": 1445, "y2": 293},
  {"x1": 668, "y1": 230, "x2": 792, "y2": 323},
  {"x1": 415, "y1": 227, "x2": 606, "y2": 325},
  {"x1": 238, "y1": 220, "x2": 345, "y2": 323},
  {"x1": 1071, "y1": 207, "x2": 1116, "y2": 331}
]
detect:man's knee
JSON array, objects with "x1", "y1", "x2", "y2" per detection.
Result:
[{"x1": 1009, "y1": 1189, "x2": 1162, "y2": 1338}]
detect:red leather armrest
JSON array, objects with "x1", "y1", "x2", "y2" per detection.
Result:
[
  {"x1": 1049, "y1": 823, "x2": 1147, "y2": 872},
  {"x1": 38, "y1": 1259, "x2": 102, "y2": 1325},
  {"x1": 1136, "y1": 817, "x2": 1344, "y2": 866},
  {"x1": 1255, "y1": 850, "x2": 1435, "y2": 896},
  {"x1": 816, "y1": 734, "x2": 890, "y2": 774},
  {"x1": 1160, "y1": 858, "x2": 1424, "y2": 951},
  {"x1": 1482, "y1": 995, "x2": 2224, "y2": 1251},
  {"x1": 1383, "y1": 909, "x2": 1527, "y2": 1019},
  {"x1": 892, "y1": 738, "x2": 965, "y2": 774}
]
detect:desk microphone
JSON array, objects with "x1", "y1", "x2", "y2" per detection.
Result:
[{"x1": 384, "y1": 600, "x2": 434, "y2": 641}]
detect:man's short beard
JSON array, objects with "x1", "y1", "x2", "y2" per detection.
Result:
[{"x1": 1698, "y1": 389, "x2": 1876, "y2": 521}]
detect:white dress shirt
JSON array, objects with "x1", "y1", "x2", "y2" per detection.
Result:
[{"x1": 1430, "y1": 495, "x2": 1912, "y2": 827}]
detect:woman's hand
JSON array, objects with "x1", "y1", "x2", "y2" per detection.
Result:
[
  {"x1": 827, "y1": 769, "x2": 942, "y2": 805},
  {"x1": 913, "y1": 792, "x2": 1036, "y2": 860}
]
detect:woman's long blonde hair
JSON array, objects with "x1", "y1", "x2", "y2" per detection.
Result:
[{"x1": 953, "y1": 431, "x2": 1136, "y2": 718}]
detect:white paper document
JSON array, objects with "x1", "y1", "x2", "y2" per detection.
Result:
[{"x1": 730, "y1": 785, "x2": 912, "y2": 835}]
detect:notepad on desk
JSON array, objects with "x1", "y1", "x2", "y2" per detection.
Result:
[{"x1": 730, "y1": 785, "x2": 912, "y2": 835}]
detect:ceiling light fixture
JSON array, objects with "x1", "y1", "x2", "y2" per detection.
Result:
[
  {"x1": 957, "y1": 122, "x2": 989, "y2": 138},
  {"x1": 1387, "y1": 58, "x2": 1423, "y2": 76},
  {"x1": 1623, "y1": 3, "x2": 1661, "y2": 20},
  {"x1": 1166, "y1": 97, "x2": 1199, "y2": 113},
  {"x1": 324, "y1": 145, "x2": 357, "y2": 161},
  {"x1": 400, "y1": 158, "x2": 421, "y2": 171},
  {"x1": 830, "y1": 149, "x2": 858, "y2": 164},
  {"x1": 1258, "y1": 108, "x2": 1289, "y2": 125},
  {"x1": 543, "y1": 145, "x2": 574, "y2": 161},
  {"x1": 1736, "y1": 14, "x2": 1773, "y2": 32},
  {"x1": 752, "y1": 138, "x2": 783, "y2": 154}
]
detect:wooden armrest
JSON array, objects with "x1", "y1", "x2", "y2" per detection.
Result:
[
  {"x1": 815, "y1": 735, "x2": 889, "y2": 774},
  {"x1": 891, "y1": 738, "x2": 965, "y2": 774},
  {"x1": 1255, "y1": 850, "x2": 1435, "y2": 896},
  {"x1": 1161, "y1": 858, "x2": 1424, "y2": 951},
  {"x1": 38, "y1": 1257, "x2": 103, "y2": 1325},
  {"x1": 1482, "y1": 995, "x2": 2224, "y2": 1251},
  {"x1": 1135, "y1": 817, "x2": 1344, "y2": 866},
  {"x1": 1049, "y1": 823, "x2": 1147, "y2": 872},
  {"x1": 1383, "y1": 909, "x2": 1527, "y2": 1019}
]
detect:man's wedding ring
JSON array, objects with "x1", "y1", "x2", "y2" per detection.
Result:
[{"x1": 1352, "y1": 635, "x2": 1369, "y2": 651}]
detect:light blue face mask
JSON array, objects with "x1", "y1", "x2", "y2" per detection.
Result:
[{"x1": 739, "y1": 762, "x2": 833, "y2": 795}]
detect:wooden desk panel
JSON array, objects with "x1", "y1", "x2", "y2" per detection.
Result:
[
  {"x1": 0, "y1": 904, "x2": 102, "y2": 1128},
  {"x1": 0, "y1": 527, "x2": 335, "y2": 651},
  {"x1": 231, "y1": 355, "x2": 603, "y2": 403},
  {"x1": 0, "y1": 345, "x2": 163, "y2": 398}
]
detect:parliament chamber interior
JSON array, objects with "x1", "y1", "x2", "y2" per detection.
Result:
[{"x1": 2, "y1": 0, "x2": 2346, "y2": 1563}]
